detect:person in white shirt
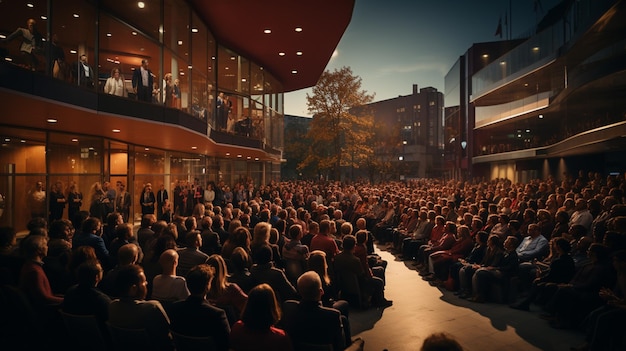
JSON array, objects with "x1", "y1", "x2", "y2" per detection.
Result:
[
  {"x1": 152, "y1": 249, "x2": 190, "y2": 302},
  {"x1": 104, "y1": 68, "x2": 127, "y2": 97}
]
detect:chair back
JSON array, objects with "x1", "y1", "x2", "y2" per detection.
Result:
[
  {"x1": 106, "y1": 322, "x2": 151, "y2": 351},
  {"x1": 60, "y1": 311, "x2": 107, "y2": 351},
  {"x1": 171, "y1": 330, "x2": 216, "y2": 351}
]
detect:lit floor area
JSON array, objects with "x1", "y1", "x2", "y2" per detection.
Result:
[{"x1": 349, "y1": 245, "x2": 585, "y2": 351}]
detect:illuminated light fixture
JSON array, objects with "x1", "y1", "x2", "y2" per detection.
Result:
[
  {"x1": 500, "y1": 61, "x2": 506, "y2": 65},
  {"x1": 178, "y1": 40, "x2": 183, "y2": 45},
  {"x1": 0, "y1": 34, "x2": 5, "y2": 39},
  {"x1": 106, "y1": 33, "x2": 112, "y2": 37},
  {"x1": 138, "y1": 2, "x2": 145, "y2": 9},
  {"x1": 140, "y1": 47, "x2": 145, "y2": 51},
  {"x1": 237, "y1": 154, "x2": 242, "y2": 158},
  {"x1": 88, "y1": 147, "x2": 94, "y2": 151},
  {"x1": 254, "y1": 157, "x2": 259, "y2": 161},
  {"x1": 131, "y1": 31, "x2": 137, "y2": 36},
  {"x1": 278, "y1": 52, "x2": 285, "y2": 56},
  {"x1": 296, "y1": 51, "x2": 303, "y2": 56},
  {"x1": 73, "y1": 13, "x2": 79, "y2": 18},
  {"x1": 291, "y1": 70, "x2": 298, "y2": 74},
  {"x1": 211, "y1": 56, "x2": 216, "y2": 60},
  {"x1": 532, "y1": 46, "x2": 540, "y2": 52},
  {"x1": 517, "y1": 134, "x2": 522, "y2": 138},
  {"x1": 47, "y1": 118, "x2": 58, "y2": 123},
  {"x1": 225, "y1": 153, "x2": 230, "y2": 156},
  {"x1": 230, "y1": 56, "x2": 236, "y2": 60},
  {"x1": 112, "y1": 129, "x2": 121, "y2": 133},
  {"x1": 71, "y1": 138, "x2": 78, "y2": 142},
  {"x1": 179, "y1": 72, "x2": 185, "y2": 76},
  {"x1": 20, "y1": 140, "x2": 26, "y2": 143},
  {"x1": 526, "y1": 129, "x2": 531, "y2": 133},
  {"x1": 398, "y1": 156, "x2": 404, "y2": 161},
  {"x1": 144, "y1": 147, "x2": 150, "y2": 151},
  {"x1": 241, "y1": 78, "x2": 247, "y2": 82},
  {"x1": 41, "y1": 15, "x2": 47, "y2": 20},
  {"x1": 191, "y1": 146, "x2": 197, "y2": 150},
  {"x1": 539, "y1": 114, "x2": 544, "y2": 119},
  {"x1": 4, "y1": 138, "x2": 10, "y2": 142},
  {"x1": 4, "y1": 57, "x2": 12, "y2": 62},
  {"x1": 187, "y1": 65, "x2": 192, "y2": 69},
  {"x1": 70, "y1": 50, "x2": 77, "y2": 54},
  {"x1": 482, "y1": 54, "x2": 489, "y2": 58},
  {"x1": 191, "y1": 28, "x2": 199, "y2": 33},
  {"x1": 27, "y1": 3, "x2": 34, "y2": 8},
  {"x1": 295, "y1": 27, "x2": 303, "y2": 32},
  {"x1": 524, "y1": 83, "x2": 529, "y2": 87},
  {"x1": 263, "y1": 29, "x2": 271, "y2": 34},
  {"x1": 246, "y1": 156, "x2": 251, "y2": 160}
]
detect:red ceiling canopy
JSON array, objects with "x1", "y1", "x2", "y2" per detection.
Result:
[{"x1": 189, "y1": 0, "x2": 355, "y2": 92}]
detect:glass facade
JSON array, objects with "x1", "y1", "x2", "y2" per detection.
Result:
[{"x1": 0, "y1": 0, "x2": 284, "y2": 232}]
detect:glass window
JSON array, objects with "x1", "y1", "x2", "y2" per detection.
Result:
[
  {"x1": 190, "y1": 12, "x2": 208, "y2": 121},
  {"x1": 163, "y1": 0, "x2": 189, "y2": 57},
  {"x1": 99, "y1": 13, "x2": 161, "y2": 100},
  {"x1": 101, "y1": 0, "x2": 161, "y2": 41},
  {"x1": 0, "y1": 0, "x2": 48, "y2": 73},
  {"x1": 48, "y1": 133, "x2": 102, "y2": 175},
  {"x1": 217, "y1": 46, "x2": 240, "y2": 93},
  {"x1": 163, "y1": 49, "x2": 188, "y2": 109}
]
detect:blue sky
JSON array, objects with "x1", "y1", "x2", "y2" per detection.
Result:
[{"x1": 284, "y1": 0, "x2": 558, "y2": 117}]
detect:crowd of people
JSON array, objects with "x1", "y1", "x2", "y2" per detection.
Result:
[{"x1": 2, "y1": 170, "x2": 626, "y2": 350}]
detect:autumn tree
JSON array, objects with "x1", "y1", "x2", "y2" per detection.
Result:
[{"x1": 300, "y1": 67, "x2": 375, "y2": 180}]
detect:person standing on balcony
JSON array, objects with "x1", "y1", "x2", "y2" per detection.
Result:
[{"x1": 132, "y1": 59, "x2": 154, "y2": 102}]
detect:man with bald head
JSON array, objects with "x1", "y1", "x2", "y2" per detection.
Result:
[
  {"x1": 281, "y1": 271, "x2": 347, "y2": 350},
  {"x1": 99, "y1": 243, "x2": 139, "y2": 298}
]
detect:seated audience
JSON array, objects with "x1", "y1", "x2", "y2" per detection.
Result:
[
  {"x1": 168, "y1": 264, "x2": 231, "y2": 351},
  {"x1": 229, "y1": 284, "x2": 293, "y2": 351},
  {"x1": 151, "y1": 249, "x2": 190, "y2": 304},
  {"x1": 207, "y1": 254, "x2": 248, "y2": 324}
]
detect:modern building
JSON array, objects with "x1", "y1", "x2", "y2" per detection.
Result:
[
  {"x1": 0, "y1": 0, "x2": 354, "y2": 231},
  {"x1": 363, "y1": 85, "x2": 444, "y2": 179},
  {"x1": 446, "y1": 0, "x2": 626, "y2": 182},
  {"x1": 282, "y1": 114, "x2": 312, "y2": 180}
]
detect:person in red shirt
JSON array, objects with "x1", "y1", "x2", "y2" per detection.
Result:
[{"x1": 310, "y1": 219, "x2": 339, "y2": 262}]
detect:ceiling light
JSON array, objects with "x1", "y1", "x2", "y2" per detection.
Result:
[
  {"x1": 4, "y1": 57, "x2": 12, "y2": 62},
  {"x1": 230, "y1": 56, "x2": 236, "y2": 60},
  {"x1": 187, "y1": 65, "x2": 192, "y2": 69},
  {"x1": 112, "y1": 129, "x2": 121, "y2": 133},
  {"x1": 180, "y1": 72, "x2": 184, "y2": 75},
  {"x1": 191, "y1": 28, "x2": 199, "y2": 33},
  {"x1": 47, "y1": 118, "x2": 57, "y2": 123},
  {"x1": 178, "y1": 40, "x2": 183, "y2": 45},
  {"x1": 4, "y1": 138, "x2": 10, "y2": 142},
  {"x1": 71, "y1": 138, "x2": 78, "y2": 142},
  {"x1": 41, "y1": 15, "x2": 47, "y2": 20},
  {"x1": 291, "y1": 70, "x2": 298, "y2": 74},
  {"x1": 263, "y1": 29, "x2": 271, "y2": 34},
  {"x1": 191, "y1": 146, "x2": 197, "y2": 150},
  {"x1": 138, "y1": 2, "x2": 145, "y2": 9},
  {"x1": 20, "y1": 140, "x2": 26, "y2": 143},
  {"x1": 70, "y1": 50, "x2": 77, "y2": 54},
  {"x1": 132, "y1": 31, "x2": 137, "y2": 36},
  {"x1": 524, "y1": 83, "x2": 529, "y2": 87},
  {"x1": 296, "y1": 51, "x2": 303, "y2": 56},
  {"x1": 254, "y1": 157, "x2": 259, "y2": 161},
  {"x1": 106, "y1": 33, "x2": 112, "y2": 37},
  {"x1": 88, "y1": 147, "x2": 94, "y2": 151},
  {"x1": 295, "y1": 27, "x2": 303, "y2": 32},
  {"x1": 526, "y1": 129, "x2": 531, "y2": 133},
  {"x1": 539, "y1": 114, "x2": 544, "y2": 119},
  {"x1": 500, "y1": 61, "x2": 506, "y2": 65},
  {"x1": 145, "y1": 147, "x2": 150, "y2": 151},
  {"x1": 27, "y1": 3, "x2": 34, "y2": 8},
  {"x1": 278, "y1": 52, "x2": 285, "y2": 56},
  {"x1": 0, "y1": 35, "x2": 5, "y2": 39},
  {"x1": 246, "y1": 156, "x2": 251, "y2": 160},
  {"x1": 73, "y1": 13, "x2": 79, "y2": 18},
  {"x1": 237, "y1": 154, "x2": 242, "y2": 158},
  {"x1": 532, "y1": 47, "x2": 540, "y2": 52},
  {"x1": 241, "y1": 78, "x2": 247, "y2": 82},
  {"x1": 226, "y1": 153, "x2": 230, "y2": 156}
]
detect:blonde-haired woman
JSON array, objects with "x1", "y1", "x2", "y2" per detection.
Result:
[
  {"x1": 207, "y1": 254, "x2": 248, "y2": 325},
  {"x1": 104, "y1": 68, "x2": 126, "y2": 97}
]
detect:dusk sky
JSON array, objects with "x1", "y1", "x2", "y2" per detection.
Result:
[{"x1": 284, "y1": 0, "x2": 559, "y2": 117}]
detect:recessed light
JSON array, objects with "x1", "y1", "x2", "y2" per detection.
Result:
[
  {"x1": 237, "y1": 154, "x2": 242, "y2": 158},
  {"x1": 4, "y1": 57, "x2": 13, "y2": 62},
  {"x1": 500, "y1": 61, "x2": 506, "y2": 65},
  {"x1": 178, "y1": 40, "x2": 183, "y2": 45},
  {"x1": 191, "y1": 28, "x2": 199, "y2": 33},
  {"x1": 71, "y1": 138, "x2": 78, "y2": 142},
  {"x1": 70, "y1": 50, "x2": 77, "y2": 54},
  {"x1": 226, "y1": 153, "x2": 230, "y2": 156},
  {"x1": 0, "y1": 35, "x2": 5, "y2": 39},
  {"x1": 131, "y1": 31, "x2": 137, "y2": 36},
  {"x1": 191, "y1": 146, "x2": 197, "y2": 150},
  {"x1": 241, "y1": 78, "x2": 247, "y2": 82},
  {"x1": 106, "y1": 33, "x2": 112, "y2": 37},
  {"x1": 27, "y1": 3, "x2": 34, "y2": 8},
  {"x1": 482, "y1": 54, "x2": 489, "y2": 58},
  {"x1": 524, "y1": 83, "x2": 529, "y2": 87},
  {"x1": 112, "y1": 129, "x2": 121, "y2": 133},
  {"x1": 230, "y1": 56, "x2": 236, "y2": 61},
  {"x1": 88, "y1": 147, "x2": 94, "y2": 151},
  {"x1": 263, "y1": 29, "x2": 271, "y2": 34},
  {"x1": 526, "y1": 129, "x2": 531, "y2": 133},
  {"x1": 138, "y1": 2, "x2": 145, "y2": 9},
  {"x1": 532, "y1": 47, "x2": 540, "y2": 52},
  {"x1": 539, "y1": 114, "x2": 544, "y2": 119},
  {"x1": 291, "y1": 70, "x2": 298, "y2": 74},
  {"x1": 180, "y1": 72, "x2": 184, "y2": 75},
  {"x1": 296, "y1": 51, "x2": 303, "y2": 56},
  {"x1": 246, "y1": 156, "x2": 251, "y2": 160},
  {"x1": 41, "y1": 15, "x2": 47, "y2": 20},
  {"x1": 73, "y1": 13, "x2": 80, "y2": 18},
  {"x1": 187, "y1": 65, "x2": 192, "y2": 69},
  {"x1": 20, "y1": 140, "x2": 26, "y2": 143},
  {"x1": 4, "y1": 138, "x2": 10, "y2": 142},
  {"x1": 254, "y1": 157, "x2": 259, "y2": 161},
  {"x1": 295, "y1": 27, "x2": 303, "y2": 32},
  {"x1": 278, "y1": 52, "x2": 285, "y2": 56},
  {"x1": 47, "y1": 118, "x2": 57, "y2": 123},
  {"x1": 145, "y1": 147, "x2": 150, "y2": 151}
]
